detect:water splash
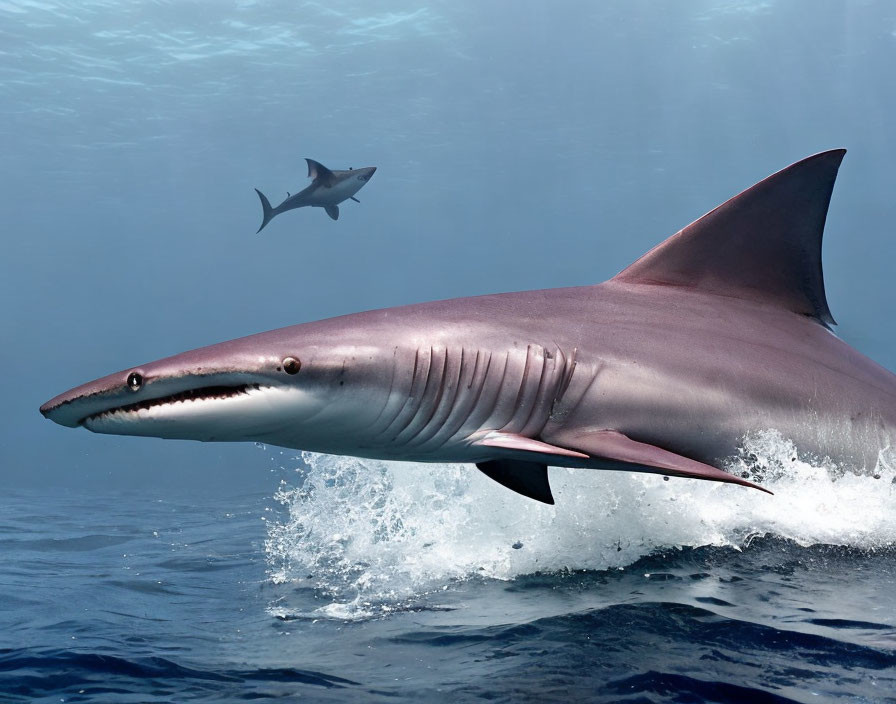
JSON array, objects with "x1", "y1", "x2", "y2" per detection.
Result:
[{"x1": 265, "y1": 432, "x2": 896, "y2": 618}]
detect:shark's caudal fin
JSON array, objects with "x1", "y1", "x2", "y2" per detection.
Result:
[
  {"x1": 254, "y1": 188, "x2": 275, "y2": 234},
  {"x1": 613, "y1": 149, "x2": 845, "y2": 326}
]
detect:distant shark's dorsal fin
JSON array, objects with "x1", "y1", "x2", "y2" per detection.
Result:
[
  {"x1": 306, "y1": 158, "x2": 334, "y2": 183},
  {"x1": 612, "y1": 149, "x2": 846, "y2": 326}
]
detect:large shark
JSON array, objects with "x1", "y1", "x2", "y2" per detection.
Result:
[
  {"x1": 254, "y1": 159, "x2": 376, "y2": 232},
  {"x1": 41, "y1": 150, "x2": 896, "y2": 504}
]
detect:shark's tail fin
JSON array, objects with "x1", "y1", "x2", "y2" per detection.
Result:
[{"x1": 254, "y1": 188, "x2": 275, "y2": 234}]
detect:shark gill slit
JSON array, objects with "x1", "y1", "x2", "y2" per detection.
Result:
[
  {"x1": 433, "y1": 349, "x2": 499, "y2": 451},
  {"x1": 555, "y1": 348, "x2": 578, "y2": 402},
  {"x1": 367, "y1": 346, "x2": 402, "y2": 431},
  {"x1": 467, "y1": 349, "x2": 483, "y2": 390},
  {"x1": 546, "y1": 347, "x2": 579, "y2": 423},
  {"x1": 392, "y1": 346, "x2": 445, "y2": 445},
  {"x1": 376, "y1": 346, "x2": 426, "y2": 434},
  {"x1": 400, "y1": 346, "x2": 456, "y2": 447},
  {"x1": 382, "y1": 346, "x2": 434, "y2": 442},
  {"x1": 552, "y1": 358, "x2": 602, "y2": 425},
  {"x1": 432, "y1": 349, "x2": 496, "y2": 449},
  {"x1": 502, "y1": 344, "x2": 557, "y2": 436},
  {"x1": 406, "y1": 347, "x2": 466, "y2": 449},
  {"x1": 504, "y1": 344, "x2": 537, "y2": 433},
  {"x1": 533, "y1": 345, "x2": 562, "y2": 430},
  {"x1": 412, "y1": 347, "x2": 504, "y2": 452},
  {"x1": 478, "y1": 350, "x2": 512, "y2": 430},
  {"x1": 521, "y1": 345, "x2": 563, "y2": 438}
]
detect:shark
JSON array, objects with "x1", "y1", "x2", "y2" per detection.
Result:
[
  {"x1": 254, "y1": 159, "x2": 376, "y2": 232},
  {"x1": 40, "y1": 150, "x2": 896, "y2": 504}
]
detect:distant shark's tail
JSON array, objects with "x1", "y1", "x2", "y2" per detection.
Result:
[{"x1": 254, "y1": 188, "x2": 275, "y2": 234}]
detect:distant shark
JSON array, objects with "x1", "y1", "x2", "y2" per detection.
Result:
[
  {"x1": 41, "y1": 150, "x2": 896, "y2": 505},
  {"x1": 254, "y1": 159, "x2": 376, "y2": 232}
]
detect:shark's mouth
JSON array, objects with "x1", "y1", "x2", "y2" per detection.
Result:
[{"x1": 82, "y1": 383, "x2": 261, "y2": 425}]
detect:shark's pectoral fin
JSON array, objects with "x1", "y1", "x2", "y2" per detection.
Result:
[
  {"x1": 554, "y1": 429, "x2": 772, "y2": 494},
  {"x1": 476, "y1": 460, "x2": 554, "y2": 504},
  {"x1": 470, "y1": 431, "x2": 585, "y2": 503},
  {"x1": 473, "y1": 430, "x2": 588, "y2": 458},
  {"x1": 324, "y1": 205, "x2": 339, "y2": 221}
]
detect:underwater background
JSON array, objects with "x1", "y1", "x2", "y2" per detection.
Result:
[{"x1": 2, "y1": 1, "x2": 896, "y2": 701}]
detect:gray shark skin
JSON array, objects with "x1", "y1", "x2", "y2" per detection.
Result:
[
  {"x1": 254, "y1": 159, "x2": 376, "y2": 232},
  {"x1": 41, "y1": 150, "x2": 896, "y2": 504}
]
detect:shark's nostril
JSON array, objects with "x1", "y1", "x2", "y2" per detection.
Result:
[{"x1": 127, "y1": 372, "x2": 143, "y2": 392}]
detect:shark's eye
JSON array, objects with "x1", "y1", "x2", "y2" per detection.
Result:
[
  {"x1": 282, "y1": 357, "x2": 301, "y2": 375},
  {"x1": 127, "y1": 372, "x2": 143, "y2": 391}
]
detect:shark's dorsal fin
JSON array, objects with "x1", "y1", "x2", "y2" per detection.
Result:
[
  {"x1": 306, "y1": 158, "x2": 334, "y2": 183},
  {"x1": 612, "y1": 150, "x2": 845, "y2": 326}
]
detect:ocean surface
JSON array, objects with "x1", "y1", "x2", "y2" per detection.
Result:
[{"x1": 3, "y1": 437, "x2": 896, "y2": 702}]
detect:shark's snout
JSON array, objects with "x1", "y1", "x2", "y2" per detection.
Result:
[
  {"x1": 355, "y1": 166, "x2": 376, "y2": 182},
  {"x1": 41, "y1": 371, "x2": 136, "y2": 427},
  {"x1": 39, "y1": 336, "x2": 298, "y2": 429}
]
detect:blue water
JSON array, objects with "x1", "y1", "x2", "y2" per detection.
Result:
[{"x1": 3, "y1": 444, "x2": 896, "y2": 702}]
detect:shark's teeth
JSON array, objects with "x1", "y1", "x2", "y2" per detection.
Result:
[{"x1": 83, "y1": 384, "x2": 261, "y2": 424}]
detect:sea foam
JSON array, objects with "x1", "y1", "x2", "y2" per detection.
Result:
[{"x1": 264, "y1": 431, "x2": 896, "y2": 617}]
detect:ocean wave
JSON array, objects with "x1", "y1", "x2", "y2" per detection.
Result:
[
  {"x1": 265, "y1": 431, "x2": 896, "y2": 618},
  {"x1": 0, "y1": 647, "x2": 358, "y2": 702},
  {"x1": 384, "y1": 601, "x2": 895, "y2": 703}
]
